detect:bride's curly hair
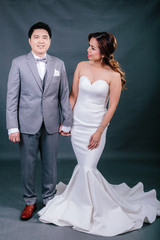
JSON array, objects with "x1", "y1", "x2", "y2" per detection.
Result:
[{"x1": 88, "y1": 32, "x2": 126, "y2": 89}]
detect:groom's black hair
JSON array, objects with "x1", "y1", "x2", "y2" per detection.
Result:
[{"x1": 28, "y1": 22, "x2": 52, "y2": 39}]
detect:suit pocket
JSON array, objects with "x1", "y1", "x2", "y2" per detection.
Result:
[{"x1": 51, "y1": 76, "x2": 60, "y2": 90}]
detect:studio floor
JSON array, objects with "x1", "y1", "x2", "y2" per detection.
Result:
[{"x1": 0, "y1": 157, "x2": 160, "y2": 240}]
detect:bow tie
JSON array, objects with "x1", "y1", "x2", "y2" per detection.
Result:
[{"x1": 36, "y1": 57, "x2": 47, "y2": 63}]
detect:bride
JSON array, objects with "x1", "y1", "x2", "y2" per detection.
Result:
[{"x1": 38, "y1": 32, "x2": 160, "y2": 237}]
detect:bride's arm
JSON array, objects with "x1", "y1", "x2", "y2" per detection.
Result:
[
  {"x1": 98, "y1": 72, "x2": 121, "y2": 132},
  {"x1": 88, "y1": 72, "x2": 122, "y2": 150},
  {"x1": 69, "y1": 63, "x2": 81, "y2": 110}
]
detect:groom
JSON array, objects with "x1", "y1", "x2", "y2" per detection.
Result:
[{"x1": 6, "y1": 22, "x2": 72, "y2": 220}]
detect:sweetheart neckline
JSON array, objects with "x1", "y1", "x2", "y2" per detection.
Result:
[{"x1": 80, "y1": 75, "x2": 109, "y2": 87}]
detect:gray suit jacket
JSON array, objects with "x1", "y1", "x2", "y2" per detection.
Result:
[{"x1": 6, "y1": 51, "x2": 72, "y2": 134}]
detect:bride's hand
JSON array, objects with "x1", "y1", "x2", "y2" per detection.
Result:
[{"x1": 88, "y1": 131, "x2": 102, "y2": 150}]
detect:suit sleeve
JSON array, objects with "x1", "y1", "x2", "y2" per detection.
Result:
[
  {"x1": 6, "y1": 59, "x2": 20, "y2": 129},
  {"x1": 59, "y1": 62, "x2": 73, "y2": 127}
]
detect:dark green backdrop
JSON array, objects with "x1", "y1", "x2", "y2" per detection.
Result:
[{"x1": 0, "y1": 0, "x2": 160, "y2": 162}]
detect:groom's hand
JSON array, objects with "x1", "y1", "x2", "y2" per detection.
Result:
[
  {"x1": 59, "y1": 124, "x2": 71, "y2": 137},
  {"x1": 60, "y1": 131, "x2": 71, "y2": 136},
  {"x1": 9, "y1": 132, "x2": 20, "y2": 143}
]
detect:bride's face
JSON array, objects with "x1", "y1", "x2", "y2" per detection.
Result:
[{"x1": 87, "y1": 38, "x2": 102, "y2": 62}]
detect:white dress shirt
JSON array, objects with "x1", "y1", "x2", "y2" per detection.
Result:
[
  {"x1": 8, "y1": 52, "x2": 71, "y2": 134},
  {"x1": 32, "y1": 51, "x2": 46, "y2": 80}
]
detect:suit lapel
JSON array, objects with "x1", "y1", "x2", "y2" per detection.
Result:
[
  {"x1": 27, "y1": 52, "x2": 43, "y2": 91},
  {"x1": 44, "y1": 54, "x2": 55, "y2": 93}
]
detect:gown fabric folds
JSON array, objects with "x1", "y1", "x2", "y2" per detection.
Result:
[{"x1": 38, "y1": 76, "x2": 160, "y2": 237}]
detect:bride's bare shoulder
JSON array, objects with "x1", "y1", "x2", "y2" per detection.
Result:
[
  {"x1": 77, "y1": 61, "x2": 90, "y2": 70},
  {"x1": 104, "y1": 67, "x2": 120, "y2": 78}
]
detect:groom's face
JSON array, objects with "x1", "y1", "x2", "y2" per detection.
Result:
[{"x1": 29, "y1": 29, "x2": 51, "y2": 57}]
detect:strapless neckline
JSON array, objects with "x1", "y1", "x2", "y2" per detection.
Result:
[{"x1": 80, "y1": 75, "x2": 109, "y2": 87}]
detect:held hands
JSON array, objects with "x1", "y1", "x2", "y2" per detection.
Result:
[
  {"x1": 9, "y1": 132, "x2": 20, "y2": 143},
  {"x1": 59, "y1": 124, "x2": 71, "y2": 137},
  {"x1": 88, "y1": 130, "x2": 102, "y2": 150}
]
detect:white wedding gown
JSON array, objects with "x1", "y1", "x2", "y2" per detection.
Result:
[{"x1": 38, "y1": 76, "x2": 160, "y2": 237}]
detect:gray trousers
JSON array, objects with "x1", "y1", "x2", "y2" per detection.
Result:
[{"x1": 19, "y1": 123, "x2": 59, "y2": 205}]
